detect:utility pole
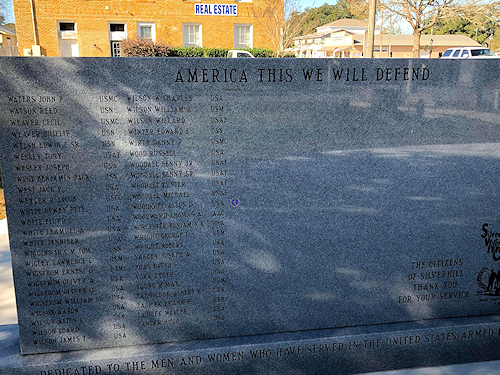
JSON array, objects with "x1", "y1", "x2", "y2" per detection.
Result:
[
  {"x1": 388, "y1": 15, "x2": 392, "y2": 58},
  {"x1": 366, "y1": 0, "x2": 377, "y2": 57},
  {"x1": 30, "y1": 0, "x2": 39, "y2": 45}
]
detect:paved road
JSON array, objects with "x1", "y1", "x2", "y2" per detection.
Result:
[{"x1": 0, "y1": 218, "x2": 16, "y2": 325}]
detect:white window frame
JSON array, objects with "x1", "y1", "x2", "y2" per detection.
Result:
[
  {"x1": 183, "y1": 23, "x2": 202, "y2": 47},
  {"x1": 109, "y1": 22, "x2": 127, "y2": 57},
  {"x1": 58, "y1": 21, "x2": 77, "y2": 40},
  {"x1": 110, "y1": 41, "x2": 122, "y2": 57},
  {"x1": 234, "y1": 24, "x2": 252, "y2": 49},
  {"x1": 137, "y1": 22, "x2": 155, "y2": 41}
]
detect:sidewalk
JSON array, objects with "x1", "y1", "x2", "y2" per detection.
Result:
[{"x1": 0, "y1": 219, "x2": 17, "y2": 324}]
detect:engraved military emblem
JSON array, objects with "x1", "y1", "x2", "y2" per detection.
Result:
[
  {"x1": 476, "y1": 224, "x2": 500, "y2": 299},
  {"x1": 477, "y1": 267, "x2": 500, "y2": 296},
  {"x1": 482, "y1": 223, "x2": 500, "y2": 261}
]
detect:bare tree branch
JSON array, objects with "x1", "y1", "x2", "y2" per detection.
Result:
[
  {"x1": 0, "y1": 0, "x2": 6, "y2": 26},
  {"x1": 381, "y1": 0, "x2": 464, "y2": 56},
  {"x1": 252, "y1": 0, "x2": 310, "y2": 56}
]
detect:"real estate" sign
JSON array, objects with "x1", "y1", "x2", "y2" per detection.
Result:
[{"x1": 194, "y1": 4, "x2": 238, "y2": 16}]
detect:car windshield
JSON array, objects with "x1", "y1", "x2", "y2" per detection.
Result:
[
  {"x1": 442, "y1": 50, "x2": 452, "y2": 57},
  {"x1": 471, "y1": 49, "x2": 496, "y2": 56}
]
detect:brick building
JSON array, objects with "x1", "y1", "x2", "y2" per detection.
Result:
[{"x1": 12, "y1": 0, "x2": 277, "y2": 57}]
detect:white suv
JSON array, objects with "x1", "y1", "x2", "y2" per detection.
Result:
[
  {"x1": 441, "y1": 47, "x2": 497, "y2": 59},
  {"x1": 226, "y1": 50, "x2": 255, "y2": 58}
]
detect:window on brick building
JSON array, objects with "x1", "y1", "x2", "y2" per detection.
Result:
[
  {"x1": 110, "y1": 24, "x2": 125, "y2": 32},
  {"x1": 59, "y1": 22, "x2": 75, "y2": 31},
  {"x1": 109, "y1": 23, "x2": 127, "y2": 57},
  {"x1": 58, "y1": 21, "x2": 78, "y2": 57},
  {"x1": 137, "y1": 23, "x2": 155, "y2": 41},
  {"x1": 234, "y1": 24, "x2": 252, "y2": 49},
  {"x1": 183, "y1": 24, "x2": 202, "y2": 47}
]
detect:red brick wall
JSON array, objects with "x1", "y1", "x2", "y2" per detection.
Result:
[{"x1": 13, "y1": 0, "x2": 278, "y2": 56}]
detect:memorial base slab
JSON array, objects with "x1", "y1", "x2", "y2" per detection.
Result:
[{"x1": 2, "y1": 315, "x2": 500, "y2": 375}]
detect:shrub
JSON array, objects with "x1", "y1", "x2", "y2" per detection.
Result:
[
  {"x1": 121, "y1": 43, "x2": 275, "y2": 58},
  {"x1": 169, "y1": 47, "x2": 205, "y2": 57},
  {"x1": 169, "y1": 47, "x2": 232, "y2": 57},
  {"x1": 170, "y1": 47, "x2": 273, "y2": 58},
  {"x1": 121, "y1": 38, "x2": 171, "y2": 57},
  {"x1": 203, "y1": 48, "x2": 230, "y2": 57},
  {"x1": 244, "y1": 47, "x2": 274, "y2": 57}
]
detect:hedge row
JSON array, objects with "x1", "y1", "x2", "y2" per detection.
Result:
[
  {"x1": 121, "y1": 39, "x2": 289, "y2": 58},
  {"x1": 120, "y1": 38, "x2": 171, "y2": 57},
  {"x1": 169, "y1": 47, "x2": 276, "y2": 57}
]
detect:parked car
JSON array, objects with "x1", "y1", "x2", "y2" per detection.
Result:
[
  {"x1": 441, "y1": 47, "x2": 497, "y2": 59},
  {"x1": 226, "y1": 50, "x2": 255, "y2": 58}
]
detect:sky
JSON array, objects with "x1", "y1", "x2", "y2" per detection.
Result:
[
  {"x1": 298, "y1": 0, "x2": 328, "y2": 10},
  {"x1": 2, "y1": 0, "x2": 14, "y2": 23}
]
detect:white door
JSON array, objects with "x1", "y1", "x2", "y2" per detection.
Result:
[{"x1": 59, "y1": 40, "x2": 79, "y2": 57}]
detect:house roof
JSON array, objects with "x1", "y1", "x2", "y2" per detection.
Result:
[
  {"x1": 294, "y1": 30, "x2": 334, "y2": 40},
  {"x1": 0, "y1": 25, "x2": 16, "y2": 35},
  {"x1": 295, "y1": 29, "x2": 360, "y2": 41},
  {"x1": 318, "y1": 19, "x2": 369, "y2": 28},
  {"x1": 358, "y1": 34, "x2": 481, "y2": 47}
]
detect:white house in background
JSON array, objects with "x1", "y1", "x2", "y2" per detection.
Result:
[
  {"x1": 292, "y1": 19, "x2": 380, "y2": 58},
  {"x1": 0, "y1": 25, "x2": 18, "y2": 56},
  {"x1": 292, "y1": 18, "x2": 482, "y2": 58},
  {"x1": 314, "y1": 18, "x2": 380, "y2": 35}
]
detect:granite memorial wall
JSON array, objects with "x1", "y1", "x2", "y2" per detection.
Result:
[{"x1": 0, "y1": 57, "x2": 499, "y2": 373}]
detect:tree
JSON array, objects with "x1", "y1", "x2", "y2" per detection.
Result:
[
  {"x1": 443, "y1": 1, "x2": 500, "y2": 44},
  {"x1": 0, "y1": 0, "x2": 5, "y2": 26},
  {"x1": 422, "y1": 1, "x2": 500, "y2": 48},
  {"x1": 381, "y1": 0, "x2": 456, "y2": 57},
  {"x1": 442, "y1": 0, "x2": 500, "y2": 26},
  {"x1": 252, "y1": 0, "x2": 311, "y2": 56},
  {"x1": 346, "y1": 0, "x2": 370, "y2": 20},
  {"x1": 292, "y1": 1, "x2": 355, "y2": 36},
  {"x1": 423, "y1": 17, "x2": 496, "y2": 44}
]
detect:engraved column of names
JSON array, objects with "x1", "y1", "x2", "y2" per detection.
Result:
[
  {"x1": 99, "y1": 95, "x2": 127, "y2": 341},
  {"x1": 209, "y1": 93, "x2": 229, "y2": 322},
  {"x1": 8, "y1": 94, "x2": 95, "y2": 348},
  {"x1": 126, "y1": 94, "x2": 201, "y2": 331}
]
